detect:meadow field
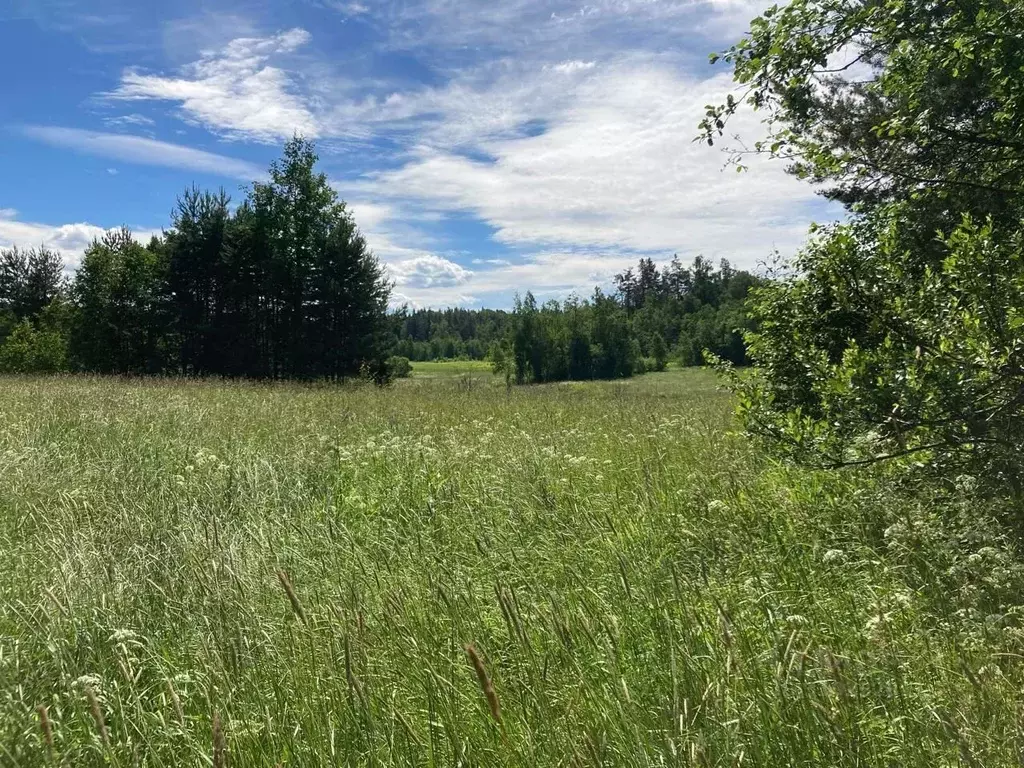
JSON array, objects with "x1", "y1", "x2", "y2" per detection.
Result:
[{"x1": 0, "y1": 365, "x2": 1021, "y2": 766}]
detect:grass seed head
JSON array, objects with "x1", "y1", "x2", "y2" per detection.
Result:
[
  {"x1": 37, "y1": 704, "x2": 54, "y2": 760},
  {"x1": 84, "y1": 686, "x2": 109, "y2": 749},
  {"x1": 465, "y1": 643, "x2": 502, "y2": 726},
  {"x1": 213, "y1": 710, "x2": 228, "y2": 768},
  {"x1": 166, "y1": 678, "x2": 185, "y2": 728},
  {"x1": 276, "y1": 569, "x2": 307, "y2": 624}
]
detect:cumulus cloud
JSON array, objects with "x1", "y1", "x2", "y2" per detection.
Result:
[
  {"x1": 22, "y1": 126, "x2": 265, "y2": 180},
  {"x1": 378, "y1": 248, "x2": 663, "y2": 307},
  {"x1": 106, "y1": 28, "x2": 319, "y2": 142},
  {"x1": 0, "y1": 210, "x2": 160, "y2": 270},
  {"x1": 387, "y1": 254, "x2": 473, "y2": 288}
]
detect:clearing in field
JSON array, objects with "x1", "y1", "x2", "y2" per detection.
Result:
[{"x1": 0, "y1": 369, "x2": 1019, "y2": 765}]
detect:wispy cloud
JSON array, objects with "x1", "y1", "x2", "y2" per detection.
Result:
[
  {"x1": 22, "y1": 126, "x2": 265, "y2": 180},
  {"x1": 551, "y1": 60, "x2": 596, "y2": 74},
  {"x1": 368, "y1": 64, "x2": 821, "y2": 258},
  {"x1": 350, "y1": 0, "x2": 766, "y2": 60},
  {"x1": 106, "y1": 28, "x2": 320, "y2": 143},
  {"x1": 327, "y1": 1, "x2": 370, "y2": 15},
  {"x1": 102, "y1": 113, "x2": 156, "y2": 129}
]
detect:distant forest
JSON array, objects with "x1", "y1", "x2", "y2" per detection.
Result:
[
  {"x1": 0, "y1": 138, "x2": 761, "y2": 383},
  {"x1": 393, "y1": 255, "x2": 760, "y2": 379}
]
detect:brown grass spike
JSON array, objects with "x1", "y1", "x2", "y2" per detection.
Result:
[
  {"x1": 213, "y1": 710, "x2": 228, "y2": 768},
  {"x1": 276, "y1": 569, "x2": 307, "y2": 624},
  {"x1": 465, "y1": 643, "x2": 503, "y2": 726}
]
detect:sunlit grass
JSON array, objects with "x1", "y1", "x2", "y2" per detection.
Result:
[
  {"x1": 0, "y1": 371, "x2": 1020, "y2": 766},
  {"x1": 409, "y1": 359, "x2": 494, "y2": 378}
]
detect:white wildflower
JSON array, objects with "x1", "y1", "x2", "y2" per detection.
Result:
[
  {"x1": 822, "y1": 549, "x2": 846, "y2": 564},
  {"x1": 109, "y1": 628, "x2": 140, "y2": 644}
]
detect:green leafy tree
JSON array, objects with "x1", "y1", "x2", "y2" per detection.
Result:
[
  {"x1": 0, "y1": 319, "x2": 67, "y2": 373},
  {"x1": 70, "y1": 229, "x2": 171, "y2": 374},
  {"x1": 590, "y1": 289, "x2": 636, "y2": 379},
  {"x1": 0, "y1": 246, "x2": 64, "y2": 325},
  {"x1": 701, "y1": 0, "x2": 1024, "y2": 224},
  {"x1": 704, "y1": 0, "x2": 1024, "y2": 493},
  {"x1": 650, "y1": 332, "x2": 669, "y2": 372},
  {"x1": 734, "y1": 213, "x2": 1024, "y2": 487},
  {"x1": 0, "y1": 320, "x2": 37, "y2": 373},
  {"x1": 386, "y1": 355, "x2": 413, "y2": 378}
]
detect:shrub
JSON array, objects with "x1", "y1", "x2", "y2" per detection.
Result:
[
  {"x1": 0, "y1": 320, "x2": 68, "y2": 374},
  {"x1": 386, "y1": 355, "x2": 412, "y2": 378}
]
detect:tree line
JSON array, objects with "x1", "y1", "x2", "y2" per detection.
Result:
[
  {"x1": 390, "y1": 256, "x2": 760, "y2": 376},
  {"x1": 391, "y1": 307, "x2": 511, "y2": 361},
  {"x1": 0, "y1": 139, "x2": 393, "y2": 381},
  {"x1": 486, "y1": 257, "x2": 759, "y2": 384},
  {"x1": 1, "y1": 138, "x2": 761, "y2": 383}
]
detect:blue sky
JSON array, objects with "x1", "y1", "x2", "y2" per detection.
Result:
[{"x1": 0, "y1": 0, "x2": 835, "y2": 308}]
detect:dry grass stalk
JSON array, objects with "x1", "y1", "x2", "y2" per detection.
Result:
[
  {"x1": 37, "y1": 704, "x2": 55, "y2": 762},
  {"x1": 464, "y1": 643, "x2": 502, "y2": 726},
  {"x1": 276, "y1": 569, "x2": 307, "y2": 624},
  {"x1": 213, "y1": 710, "x2": 228, "y2": 768},
  {"x1": 84, "y1": 686, "x2": 109, "y2": 749}
]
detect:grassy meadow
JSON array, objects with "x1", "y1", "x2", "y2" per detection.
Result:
[{"x1": 0, "y1": 365, "x2": 1021, "y2": 766}]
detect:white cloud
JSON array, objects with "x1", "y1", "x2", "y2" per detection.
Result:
[
  {"x1": 0, "y1": 210, "x2": 161, "y2": 270},
  {"x1": 351, "y1": 0, "x2": 769, "y2": 61},
  {"x1": 0, "y1": 217, "x2": 105, "y2": 268},
  {"x1": 107, "y1": 28, "x2": 319, "y2": 143},
  {"x1": 369, "y1": 64, "x2": 822, "y2": 262},
  {"x1": 551, "y1": 60, "x2": 596, "y2": 74},
  {"x1": 387, "y1": 254, "x2": 473, "y2": 288},
  {"x1": 377, "y1": 248, "x2": 660, "y2": 307},
  {"x1": 22, "y1": 126, "x2": 265, "y2": 180},
  {"x1": 690, "y1": 0, "x2": 768, "y2": 36},
  {"x1": 331, "y1": 1, "x2": 370, "y2": 15},
  {"x1": 390, "y1": 290, "x2": 479, "y2": 310},
  {"x1": 344, "y1": 200, "x2": 394, "y2": 232},
  {"x1": 102, "y1": 113, "x2": 156, "y2": 129}
]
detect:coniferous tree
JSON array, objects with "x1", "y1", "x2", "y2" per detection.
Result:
[
  {"x1": 164, "y1": 188, "x2": 232, "y2": 375},
  {"x1": 0, "y1": 246, "x2": 64, "y2": 328},
  {"x1": 237, "y1": 137, "x2": 391, "y2": 380}
]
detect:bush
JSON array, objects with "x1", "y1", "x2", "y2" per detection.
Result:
[
  {"x1": 731, "y1": 212, "x2": 1024, "y2": 495},
  {"x1": 0, "y1": 320, "x2": 68, "y2": 374},
  {"x1": 386, "y1": 355, "x2": 412, "y2": 378}
]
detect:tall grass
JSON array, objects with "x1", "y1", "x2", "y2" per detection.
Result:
[{"x1": 0, "y1": 369, "x2": 1020, "y2": 765}]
